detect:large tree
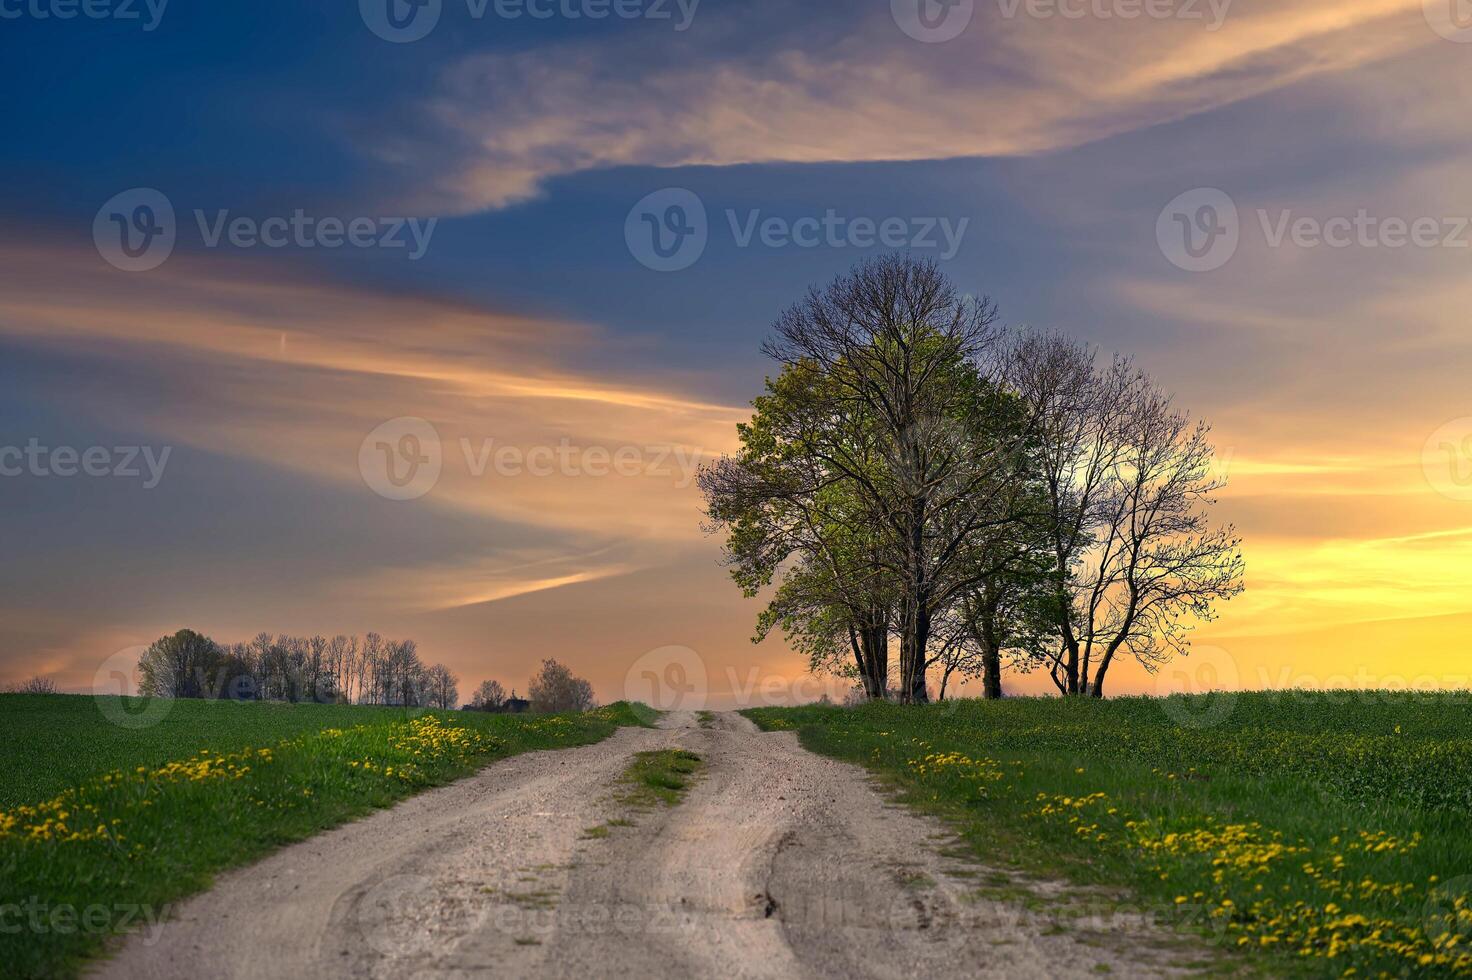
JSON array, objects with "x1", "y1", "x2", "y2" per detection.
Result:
[
  {"x1": 1007, "y1": 332, "x2": 1244, "y2": 696},
  {"x1": 708, "y1": 255, "x2": 1040, "y2": 702}
]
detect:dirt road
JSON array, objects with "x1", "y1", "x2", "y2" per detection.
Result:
[{"x1": 94, "y1": 712, "x2": 1191, "y2": 978}]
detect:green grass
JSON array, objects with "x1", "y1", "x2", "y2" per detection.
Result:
[
  {"x1": 619, "y1": 749, "x2": 703, "y2": 808},
  {"x1": 582, "y1": 749, "x2": 705, "y2": 841},
  {"x1": 0, "y1": 694, "x2": 651, "y2": 978},
  {"x1": 0, "y1": 695, "x2": 449, "y2": 810},
  {"x1": 746, "y1": 692, "x2": 1472, "y2": 978}
]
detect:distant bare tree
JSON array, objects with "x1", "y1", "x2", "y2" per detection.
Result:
[
  {"x1": 527, "y1": 659, "x2": 595, "y2": 714},
  {"x1": 307, "y1": 634, "x2": 328, "y2": 702},
  {"x1": 470, "y1": 679, "x2": 507, "y2": 711},
  {"x1": 11, "y1": 676, "x2": 59, "y2": 694},
  {"x1": 424, "y1": 664, "x2": 459, "y2": 710},
  {"x1": 360, "y1": 632, "x2": 385, "y2": 705}
]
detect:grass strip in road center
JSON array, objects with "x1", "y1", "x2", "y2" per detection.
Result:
[{"x1": 584, "y1": 748, "x2": 704, "y2": 839}]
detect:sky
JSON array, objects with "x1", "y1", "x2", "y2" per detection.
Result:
[{"x1": 3, "y1": 0, "x2": 1472, "y2": 707}]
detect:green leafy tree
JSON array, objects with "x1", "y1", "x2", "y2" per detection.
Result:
[{"x1": 138, "y1": 628, "x2": 223, "y2": 699}]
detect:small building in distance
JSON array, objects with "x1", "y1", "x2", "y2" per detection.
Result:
[{"x1": 460, "y1": 689, "x2": 532, "y2": 713}]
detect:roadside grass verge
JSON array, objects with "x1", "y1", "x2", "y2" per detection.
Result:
[
  {"x1": 746, "y1": 693, "x2": 1472, "y2": 979},
  {"x1": 0, "y1": 696, "x2": 650, "y2": 978}
]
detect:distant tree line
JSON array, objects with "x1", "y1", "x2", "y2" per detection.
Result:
[
  {"x1": 4, "y1": 676, "x2": 59, "y2": 695},
  {"x1": 136, "y1": 628, "x2": 460, "y2": 709},
  {"x1": 465, "y1": 660, "x2": 596, "y2": 714},
  {"x1": 700, "y1": 255, "x2": 1244, "y2": 702},
  {"x1": 132, "y1": 632, "x2": 600, "y2": 715}
]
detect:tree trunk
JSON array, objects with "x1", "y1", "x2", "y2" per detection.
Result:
[
  {"x1": 982, "y1": 648, "x2": 1002, "y2": 699},
  {"x1": 979, "y1": 596, "x2": 1003, "y2": 700},
  {"x1": 862, "y1": 622, "x2": 889, "y2": 699},
  {"x1": 898, "y1": 602, "x2": 931, "y2": 703},
  {"x1": 1062, "y1": 637, "x2": 1082, "y2": 695}
]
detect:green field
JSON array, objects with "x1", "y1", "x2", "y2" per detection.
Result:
[
  {"x1": 0, "y1": 694, "x2": 651, "y2": 978},
  {"x1": 746, "y1": 692, "x2": 1472, "y2": 978}
]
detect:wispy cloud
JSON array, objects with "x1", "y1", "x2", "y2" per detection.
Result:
[{"x1": 379, "y1": 0, "x2": 1430, "y2": 212}]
